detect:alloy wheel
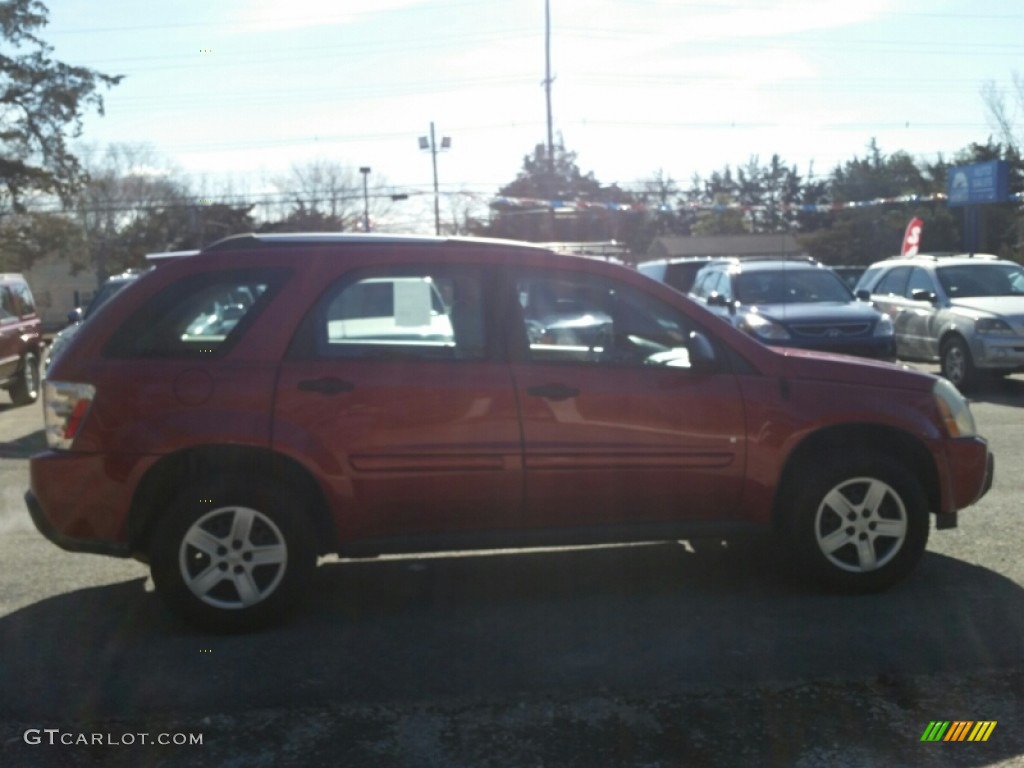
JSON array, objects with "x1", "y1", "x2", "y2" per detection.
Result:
[
  {"x1": 814, "y1": 477, "x2": 908, "y2": 573},
  {"x1": 178, "y1": 505, "x2": 289, "y2": 609}
]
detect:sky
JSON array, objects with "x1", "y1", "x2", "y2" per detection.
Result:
[{"x1": 39, "y1": 0, "x2": 1024, "y2": 232}]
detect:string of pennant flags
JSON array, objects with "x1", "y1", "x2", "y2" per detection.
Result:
[{"x1": 483, "y1": 190, "x2": 1024, "y2": 214}]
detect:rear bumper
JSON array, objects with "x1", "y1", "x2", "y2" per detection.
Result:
[
  {"x1": 25, "y1": 489, "x2": 131, "y2": 557},
  {"x1": 26, "y1": 449, "x2": 145, "y2": 558}
]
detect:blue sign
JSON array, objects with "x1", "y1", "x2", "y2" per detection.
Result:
[{"x1": 947, "y1": 160, "x2": 1010, "y2": 207}]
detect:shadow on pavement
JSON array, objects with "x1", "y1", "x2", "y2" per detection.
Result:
[
  {"x1": 967, "y1": 374, "x2": 1024, "y2": 408},
  {"x1": 1, "y1": 542, "x2": 1021, "y2": 766},
  {"x1": 0, "y1": 428, "x2": 46, "y2": 459}
]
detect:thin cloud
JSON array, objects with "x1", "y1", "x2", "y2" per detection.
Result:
[{"x1": 229, "y1": 0, "x2": 430, "y2": 33}]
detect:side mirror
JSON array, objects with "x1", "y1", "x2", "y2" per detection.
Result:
[
  {"x1": 687, "y1": 331, "x2": 717, "y2": 373},
  {"x1": 67, "y1": 307, "x2": 83, "y2": 324},
  {"x1": 855, "y1": 289, "x2": 871, "y2": 302},
  {"x1": 706, "y1": 292, "x2": 736, "y2": 314},
  {"x1": 911, "y1": 289, "x2": 937, "y2": 304}
]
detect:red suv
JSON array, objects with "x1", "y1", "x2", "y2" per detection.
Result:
[
  {"x1": 27, "y1": 234, "x2": 994, "y2": 631},
  {"x1": 0, "y1": 273, "x2": 44, "y2": 406}
]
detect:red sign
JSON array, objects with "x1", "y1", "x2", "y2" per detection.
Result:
[{"x1": 902, "y1": 218, "x2": 923, "y2": 256}]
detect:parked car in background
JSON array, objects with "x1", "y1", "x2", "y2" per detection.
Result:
[
  {"x1": 855, "y1": 253, "x2": 1024, "y2": 391},
  {"x1": 30, "y1": 233, "x2": 992, "y2": 632},
  {"x1": 45, "y1": 270, "x2": 144, "y2": 372},
  {"x1": 0, "y1": 273, "x2": 44, "y2": 406},
  {"x1": 686, "y1": 258, "x2": 896, "y2": 360},
  {"x1": 637, "y1": 257, "x2": 720, "y2": 295},
  {"x1": 831, "y1": 265, "x2": 867, "y2": 290},
  {"x1": 46, "y1": 252, "x2": 199, "y2": 373}
]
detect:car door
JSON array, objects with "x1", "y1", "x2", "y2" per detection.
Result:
[
  {"x1": 869, "y1": 266, "x2": 913, "y2": 357},
  {"x1": 0, "y1": 285, "x2": 19, "y2": 381},
  {"x1": 273, "y1": 263, "x2": 524, "y2": 542},
  {"x1": 506, "y1": 266, "x2": 746, "y2": 530},
  {"x1": 901, "y1": 267, "x2": 941, "y2": 360}
]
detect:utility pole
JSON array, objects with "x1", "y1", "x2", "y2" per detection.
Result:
[
  {"x1": 418, "y1": 122, "x2": 451, "y2": 235},
  {"x1": 359, "y1": 166, "x2": 371, "y2": 232},
  {"x1": 544, "y1": 0, "x2": 555, "y2": 185},
  {"x1": 543, "y1": 0, "x2": 556, "y2": 238}
]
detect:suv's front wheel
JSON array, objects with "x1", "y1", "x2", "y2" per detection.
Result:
[
  {"x1": 940, "y1": 335, "x2": 976, "y2": 392},
  {"x1": 784, "y1": 456, "x2": 929, "y2": 592},
  {"x1": 10, "y1": 351, "x2": 40, "y2": 406},
  {"x1": 150, "y1": 479, "x2": 316, "y2": 632}
]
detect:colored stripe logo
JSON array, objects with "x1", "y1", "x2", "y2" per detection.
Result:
[{"x1": 921, "y1": 721, "x2": 997, "y2": 742}]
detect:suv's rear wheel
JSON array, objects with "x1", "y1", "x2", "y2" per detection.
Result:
[
  {"x1": 784, "y1": 456, "x2": 929, "y2": 592},
  {"x1": 150, "y1": 478, "x2": 316, "y2": 632},
  {"x1": 10, "y1": 351, "x2": 40, "y2": 406},
  {"x1": 940, "y1": 336, "x2": 976, "y2": 392}
]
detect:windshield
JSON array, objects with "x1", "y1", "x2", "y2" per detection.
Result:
[
  {"x1": 936, "y1": 264, "x2": 1024, "y2": 297},
  {"x1": 83, "y1": 280, "x2": 133, "y2": 319},
  {"x1": 734, "y1": 269, "x2": 854, "y2": 305}
]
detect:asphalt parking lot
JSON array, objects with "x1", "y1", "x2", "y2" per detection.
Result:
[{"x1": 1, "y1": 368, "x2": 1023, "y2": 767}]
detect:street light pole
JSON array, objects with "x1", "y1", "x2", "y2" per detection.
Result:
[
  {"x1": 418, "y1": 122, "x2": 451, "y2": 236},
  {"x1": 359, "y1": 166, "x2": 371, "y2": 232}
]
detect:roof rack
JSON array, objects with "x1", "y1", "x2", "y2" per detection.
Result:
[
  {"x1": 200, "y1": 232, "x2": 566, "y2": 255},
  {"x1": 144, "y1": 250, "x2": 200, "y2": 263},
  {"x1": 885, "y1": 252, "x2": 999, "y2": 261},
  {"x1": 712, "y1": 255, "x2": 819, "y2": 265}
]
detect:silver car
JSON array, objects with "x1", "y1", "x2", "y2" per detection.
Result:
[{"x1": 855, "y1": 254, "x2": 1024, "y2": 391}]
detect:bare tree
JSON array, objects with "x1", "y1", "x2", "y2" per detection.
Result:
[
  {"x1": 75, "y1": 143, "x2": 190, "y2": 279},
  {"x1": 981, "y1": 72, "x2": 1024, "y2": 152},
  {"x1": 441, "y1": 192, "x2": 488, "y2": 236},
  {"x1": 270, "y1": 158, "x2": 393, "y2": 231}
]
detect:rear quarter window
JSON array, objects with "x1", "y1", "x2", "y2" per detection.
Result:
[{"x1": 104, "y1": 268, "x2": 288, "y2": 359}]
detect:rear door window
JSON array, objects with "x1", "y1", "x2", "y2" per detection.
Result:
[
  {"x1": 304, "y1": 266, "x2": 487, "y2": 361},
  {"x1": 905, "y1": 267, "x2": 936, "y2": 298}
]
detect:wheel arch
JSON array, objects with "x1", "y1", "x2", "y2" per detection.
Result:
[
  {"x1": 127, "y1": 444, "x2": 337, "y2": 560},
  {"x1": 937, "y1": 326, "x2": 973, "y2": 357},
  {"x1": 773, "y1": 424, "x2": 940, "y2": 529}
]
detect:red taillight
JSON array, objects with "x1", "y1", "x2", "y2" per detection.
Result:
[
  {"x1": 64, "y1": 398, "x2": 92, "y2": 441},
  {"x1": 43, "y1": 381, "x2": 96, "y2": 449}
]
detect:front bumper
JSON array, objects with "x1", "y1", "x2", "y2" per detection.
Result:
[
  {"x1": 971, "y1": 336, "x2": 1024, "y2": 372},
  {"x1": 934, "y1": 436, "x2": 993, "y2": 531},
  {"x1": 773, "y1": 337, "x2": 897, "y2": 362}
]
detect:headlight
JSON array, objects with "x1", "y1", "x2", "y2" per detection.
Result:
[
  {"x1": 976, "y1": 317, "x2": 1014, "y2": 335},
  {"x1": 932, "y1": 378, "x2": 977, "y2": 438},
  {"x1": 740, "y1": 312, "x2": 790, "y2": 340},
  {"x1": 873, "y1": 313, "x2": 894, "y2": 337}
]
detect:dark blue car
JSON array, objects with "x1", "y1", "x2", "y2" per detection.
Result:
[{"x1": 686, "y1": 259, "x2": 896, "y2": 360}]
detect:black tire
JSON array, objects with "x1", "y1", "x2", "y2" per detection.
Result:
[
  {"x1": 10, "y1": 351, "x2": 40, "y2": 406},
  {"x1": 940, "y1": 336, "x2": 976, "y2": 393},
  {"x1": 150, "y1": 478, "x2": 316, "y2": 632},
  {"x1": 783, "y1": 456, "x2": 929, "y2": 593}
]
